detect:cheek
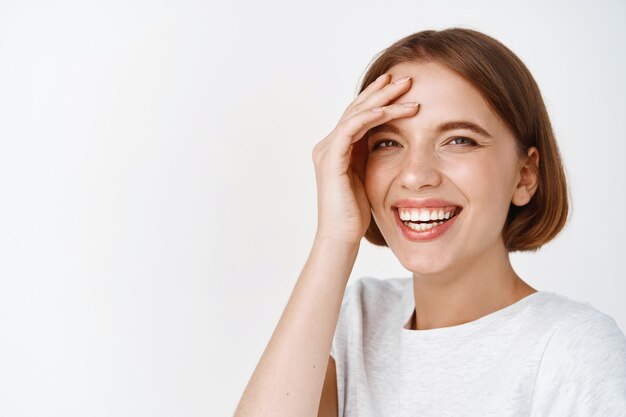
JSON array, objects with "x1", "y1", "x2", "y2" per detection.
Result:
[
  {"x1": 447, "y1": 154, "x2": 512, "y2": 197},
  {"x1": 364, "y1": 170, "x2": 382, "y2": 212},
  {"x1": 363, "y1": 160, "x2": 392, "y2": 204},
  {"x1": 446, "y1": 155, "x2": 516, "y2": 224}
]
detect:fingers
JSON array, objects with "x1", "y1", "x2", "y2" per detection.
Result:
[
  {"x1": 312, "y1": 73, "x2": 419, "y2": 182},
  {"x1": 340, "y1": 73, "x2": 391, "y2": 118},
  {"x1": 312, "y1": 99, "x2": 420, "y2": 180},
  {"x1": 337, "y1": 101, "x2": 420, "y2": 146},
  {"x1": 348, "y1": 101, "x2": 420, "y2": 185},
  {"x1": 342, "y1": 74, "x2": 413, "y2": 121}
]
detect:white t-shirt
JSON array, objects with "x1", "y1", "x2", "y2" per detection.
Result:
[{"x1": 330, "y1": 277, "x2": 626, "y2": 417}]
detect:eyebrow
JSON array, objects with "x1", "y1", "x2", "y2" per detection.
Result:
[{"x1": 367, "y1": 120, "x2": 492, "y2": 138}]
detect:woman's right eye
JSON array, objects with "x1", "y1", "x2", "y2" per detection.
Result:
[{"x1": 371, "y1": 139, "x2": 400, "y2": 151}]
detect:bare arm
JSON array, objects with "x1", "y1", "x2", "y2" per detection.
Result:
[{"x1": 233, "y1": 237, "x2": 358, "y2": 417}]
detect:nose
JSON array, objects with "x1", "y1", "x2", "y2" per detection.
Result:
[{"x1": 397, "y1": 148, "x2": 443, "y2": 191}]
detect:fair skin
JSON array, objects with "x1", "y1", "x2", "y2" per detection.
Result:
[{"x1": 362, "y1": 61, "x2": 540, "y2": 330}]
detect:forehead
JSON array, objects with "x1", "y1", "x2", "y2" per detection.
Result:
[{"x1": 385, "y1": 61, "x2": 507, "y2": 135}]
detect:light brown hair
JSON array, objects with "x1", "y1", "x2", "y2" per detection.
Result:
[{"x1": 355, "y1": 28, "x2": 570, "y2": 252}]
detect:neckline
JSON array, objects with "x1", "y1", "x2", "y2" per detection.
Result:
[{"x1": 400, "y1": 281, "x2": 549, "y2": 339}]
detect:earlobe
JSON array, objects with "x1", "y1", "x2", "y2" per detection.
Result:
[{"x1": 512, "y1": 147, "x2": 540, "y2": 207}]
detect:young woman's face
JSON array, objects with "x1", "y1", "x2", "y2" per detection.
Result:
[{"x1": 363, "y1": 61, "x2": 534, "y2": 275}]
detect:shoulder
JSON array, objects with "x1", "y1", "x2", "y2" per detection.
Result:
[
  {"x1": 341, "y1": 276, "x2": 410, "y2": 308},
  {"x1": 535, "y1": 291, "x2": 626, "y2": 355},
  {"x1": 524, "y1": 291, "x2": 625, "y2": 340},
  {"x1": 331, "y1": 277, "x2": 410, "y2": 360},
  {"x1": 530, "y1": 305, "x2": 626, "y2": 416},
  {"x1": 532, "y1": 290, "x2": 609, "y2": 318},
  {"x1": 541, "y1": 308, "x2": 626, "y2": 367},
  {"x1": 535, "y1": 290, "x2": 626, "y2": 373},
  {"x1": 335, "y1": 276, "x2": 411, "y2": 330}
]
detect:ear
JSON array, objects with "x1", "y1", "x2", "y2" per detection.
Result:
[{"x1": 511, "y1": 146, "x2": 539, "y2": 207}]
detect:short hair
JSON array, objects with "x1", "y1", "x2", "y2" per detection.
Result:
[{"x1": 355, "y1": 28, "x2": 570, "y2": 252}]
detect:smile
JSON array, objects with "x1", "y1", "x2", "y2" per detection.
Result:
[
  {"x1": 398, "y1": 207, "x2": 462, "y2": 231},
  {"x1": 394, "y1": 207, "x2": 463, "y2": 241}
]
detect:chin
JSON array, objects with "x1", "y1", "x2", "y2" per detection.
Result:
[{"x1": 395, "y1": 249, "x2": 453, "y2": 276}]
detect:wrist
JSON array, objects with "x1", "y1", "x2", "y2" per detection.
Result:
[{"x1": 312, "y1": 233, "x2": 361, "y2": 256}]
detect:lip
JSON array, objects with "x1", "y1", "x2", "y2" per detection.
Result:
[
  {"x1": 392, "y1": 198, "x2": 463, "y2": 209},
  {"x1": 393, "y1": 205, "x2": 462, "y2": 242}
]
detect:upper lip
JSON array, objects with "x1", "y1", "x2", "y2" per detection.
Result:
[{"x1": 392, "y1": 198, "x2": 463, "y2": 209}]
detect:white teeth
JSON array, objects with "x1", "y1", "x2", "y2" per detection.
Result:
[
  {"x1": 398, "y1": 207, "x2": 458, "y2": 222},
  {"x1": 400, "y1": 207, "x2": 461, "y2": 232},
  {"x1": 405, "y1": 221, "x2": 444, "y2": 232}
]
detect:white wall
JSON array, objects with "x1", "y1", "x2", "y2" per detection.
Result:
[{"x1": 0, "y1": 0, "x2": 624, "y2": 415}]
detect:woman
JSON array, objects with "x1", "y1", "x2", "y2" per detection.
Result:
[{"x1": 234, "y1": 28, "x2": 626, "y2": 417}]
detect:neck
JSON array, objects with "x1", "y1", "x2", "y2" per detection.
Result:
[{"x1": 407, "y1": 238, "x2": 537, "y2": 331}]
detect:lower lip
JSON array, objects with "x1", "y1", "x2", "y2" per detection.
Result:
[{"x1": 394, "y1": 209, "x2": 461, "y2": 241}]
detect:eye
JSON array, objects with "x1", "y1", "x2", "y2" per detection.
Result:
[
  {"x1": 448, "y1": 137, "x2": 477, "y2": 146},
  {"x1": 371, "y1": 139, "x2": 401, "y2": 151}
]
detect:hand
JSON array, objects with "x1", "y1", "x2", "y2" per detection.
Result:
[{"x1": 311, "y1": 73, "x2": 420, "y2": 246}]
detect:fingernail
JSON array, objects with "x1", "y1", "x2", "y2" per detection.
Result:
[
  {"x1": 392, "y1": 76, "x2": 411, "y2": 85},
  {"x1": 401, "y1": 102, "x2": 420, "y2": 108}
]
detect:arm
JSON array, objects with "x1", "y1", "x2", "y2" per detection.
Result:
[{"x1": 233, "y1": 237, "x2": 358, "y2": 417}]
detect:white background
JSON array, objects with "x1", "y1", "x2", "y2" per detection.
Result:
[{"x1": 0, "y1": 0, "x2": 624, "y2": 416}]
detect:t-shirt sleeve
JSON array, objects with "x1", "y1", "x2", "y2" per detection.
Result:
[
  {"x1": 330, "y1": 279, "x2": 359, "y2": 362},
  {"x1": 530, "y1": 310, "x2": 626, "y2": 417},
  {"x1": 329, "y1": 278, "x2": 364, "y2": 417}
]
